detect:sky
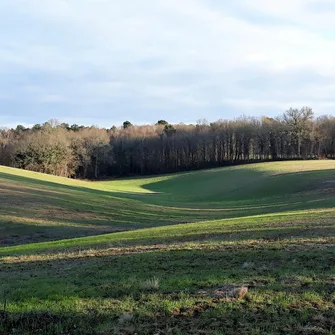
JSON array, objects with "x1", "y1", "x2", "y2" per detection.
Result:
[{"x1": 0, "y1": 0, "x2": 335, "y2": 128}]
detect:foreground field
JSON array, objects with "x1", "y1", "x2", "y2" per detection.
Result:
[{"x1": 0, "y1": 161, "x2": 335, "y2": 334}]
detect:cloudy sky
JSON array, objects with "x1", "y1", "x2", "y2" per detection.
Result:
[{"x1": 1, "y1": 0, "x2": 335, "y2": 127}]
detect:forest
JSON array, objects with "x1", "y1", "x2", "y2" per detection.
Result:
[{"x1": 0, "y1": 107, "x2": 334, "y2": 179}]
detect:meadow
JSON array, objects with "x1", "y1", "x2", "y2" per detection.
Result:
[{"x1": 0, "y1": 161, "x2": 334, "y2": 334}]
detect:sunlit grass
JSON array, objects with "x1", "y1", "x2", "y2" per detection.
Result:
[
  {"x1": 1, "y1": 160, "x2": 335, "y2": 194},
  {"x1": 1, "y1": 207, "x2": 333, "y2": 255},
  {"x1": 0, "y1": 161, "x2": 334, "y2": 334}
]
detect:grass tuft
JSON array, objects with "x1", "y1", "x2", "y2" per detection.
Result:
[{"x1": 140, "y1": 277, "x2": 160, "y2": 291}]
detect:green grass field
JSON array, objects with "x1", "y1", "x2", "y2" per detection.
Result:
[{"x1": 0, "y1": 161, "x2": 335, "y2": 334}]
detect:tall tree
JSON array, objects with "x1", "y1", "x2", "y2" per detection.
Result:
[
  {"x1": 283, "y1": 107, "x2": 314, "y2": 157},
  {"x1": 123, "y1": 121, "x2": 132, "y2": 129}
]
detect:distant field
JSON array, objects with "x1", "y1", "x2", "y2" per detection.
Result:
[{"x1": 0, "y1": 161, "x2": 334, "y2": 334}]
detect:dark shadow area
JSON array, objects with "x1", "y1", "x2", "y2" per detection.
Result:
[
  {"x1": 0, "y1": 220, "x2": 124, "y2": 247},
  {"x1": 142, "y1": 168, "x2": 335, "y2": 202},
  {"x1": 1, "y1": 304, "x2": 334, "y2": 335}
]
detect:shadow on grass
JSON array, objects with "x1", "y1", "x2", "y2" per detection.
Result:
[
  {"x1": 1, "y1": 233, "x2": 334, "y2": 334},
  {"x1": 1, "y1": 207, "x2": 334, "y2": 255},
  {"x1": 142, "y1": 168, "x2": 335, "y2": 203},
  {"x1": 1, "y1": 167, "x2": 334, "y2": 333},
  {"x1": 1, "y1": 169, "x2": 334, "y2": 247},
  {"x1": 1, "y1": 167, "x2": 334, "y2": 203},
  {"x1": 1, "y1": 304, "x2": 334, "y2": 335},
  {"x1": 0, "y1": 219, "x2": 125, "y2": 247}
]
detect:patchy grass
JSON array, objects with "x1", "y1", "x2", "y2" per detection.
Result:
[{"x1": 0, "y1": 161, "x2": 335, "y2": 334}]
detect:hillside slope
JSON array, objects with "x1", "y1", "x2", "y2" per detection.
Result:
[
  {"x1": 0, "y1": 161, "x2": 334, "y2": 246},
  {"x1": 0, "y1": 161, "x2": 334, "y2": 334}
]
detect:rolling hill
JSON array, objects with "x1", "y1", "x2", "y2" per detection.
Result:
[{"x1": 0, "y1": 161, "x2": 334, "y2": 334}]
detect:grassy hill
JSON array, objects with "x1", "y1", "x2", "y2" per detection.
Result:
[{"x1": 0, "y1": 161, "x2": 334, "y2": 334}]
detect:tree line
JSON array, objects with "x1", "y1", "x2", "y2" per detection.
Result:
[{"x1": 0, "y1": 107, "x2": 334, "y2": 179}]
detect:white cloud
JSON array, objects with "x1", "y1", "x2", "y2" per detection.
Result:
[{"x1": 0, "y1": 0, "x2": 334, "y2": 125}]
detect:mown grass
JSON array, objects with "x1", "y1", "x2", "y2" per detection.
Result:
[{"x1": 0, "y1": 161, "x2": 335, "y2": 334}]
